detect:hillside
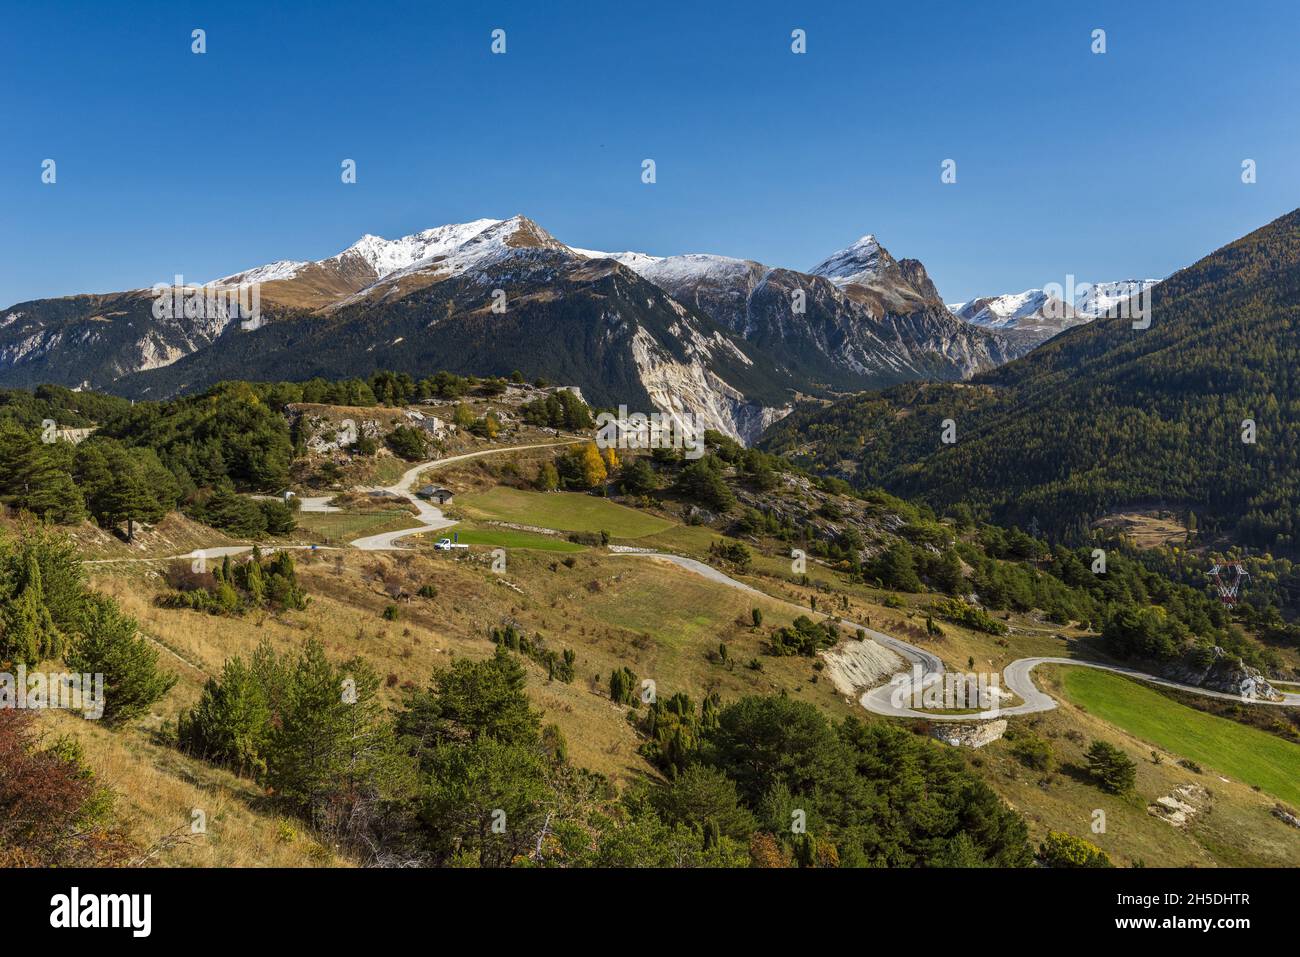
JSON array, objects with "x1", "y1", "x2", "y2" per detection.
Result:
[
  {"x1": 761, "y1": 208, "x2": 1300, "y2": 550},
  {"x1": 4, "y1": 375, "x2": 1299, "y2": 868}
]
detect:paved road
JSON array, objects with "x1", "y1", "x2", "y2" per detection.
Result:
[
  {"x1": 87, "y1": 441, "x2": 1300, "y2": 721},
  {"x1": 617, "y1": 552, "x2": 1300, "y2": 721},
  {"x1": 83, "y1": 441, "x2": 578, "y2": 563},
  {"x1": 349, "y1": 442, "x2": 577, "y2": 550}
]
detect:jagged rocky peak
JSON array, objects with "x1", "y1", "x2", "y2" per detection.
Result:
[
  {"x1": 897, "y1": 259, "x2": 942, "y2": 303},
  {"x1": 806, "y1": 233, "x2": 951, "y2": 317},
  {"x1": 808, "y1": 234, "x2": 894, "y2": 287}
]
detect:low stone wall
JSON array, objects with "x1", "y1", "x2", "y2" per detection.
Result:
[{"x1": 930, "y1": 720, "x2": 1007, "y2": 749}]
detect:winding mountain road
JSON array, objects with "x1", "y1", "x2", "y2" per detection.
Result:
[
  {"x1": 348, "y1": 441, "x2": 579, "y2": 549},
  {"x1": 616, "y1": 553, "x2": 1300, "y2": 721},
  {"x1": 86, "y1": 440, "x2": 1300, "y2": 721}
]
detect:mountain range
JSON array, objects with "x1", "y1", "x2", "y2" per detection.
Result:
[
  {"x1": 948, "y1": 279, "x2": 1162, "y2": 347},
  {"x1": 761, "y1": 207, "x2": 1300, "y2": 548},
  {"x1": 0, "y1": 216, "x2": 1022, "y2": 443}
]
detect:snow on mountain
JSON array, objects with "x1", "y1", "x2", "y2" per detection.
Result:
[
  {"x1": 328, "y1": 219, "x2": 503, "y2": 277},
  {"x1": 807, "y1": 234, "x2": 887, "y2": 286},
  {"x1": 632, "y1": 253, "x2": 760, "y2": 286},
  {"x1": 212, "y1": 218, "x2": 504, "y2": 287},
  {"x1": 950, "y1": 289, "x2": 1062, "y2": 328},
  {"x1": 567, "y1": 247, "x2": 662, "y2": 269},
  {"x1": 950, "y1": 279, "x2": 1160, "y2": 332},
  {"x1": 330, "y1": 215, "x2": 577, "y2": 309},
  {"x1": 1073, "y1": 279, "x2": 1161, "y2": 317},
  {"x1": 210, "y1": 259, "x2": 312, "y2": 286}
]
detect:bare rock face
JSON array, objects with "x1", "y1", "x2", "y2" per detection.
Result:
[
  {"x1": 821, "y1": 638, "x2": 904, "y2": 698},
  {"x1": 1164, "y1": 646, "x2": 1283, "y2": 701},
  {"x1": 930, "y1": 719, "x2": 1007, "y2": 749}
]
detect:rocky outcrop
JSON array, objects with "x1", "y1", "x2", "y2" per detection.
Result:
[
  {"x1": 1272, "y1": 805, "x2": 1300, "y2": 830},
  {"x1": 821, "y1": 637, "x2": 904, "y2": 698},
  {"x1": 1148, "y1": 784, "x2": 1210, "y2": 827},
  {"x1": 627, "y1": 323, "x2": 790, "y2": 444},
  {"x1": 930, "y1": 720, "x2": 1007, "y2": 749},
  {"x1": 1163, "y1": 646, "x2": 1283, "y2": 701}
]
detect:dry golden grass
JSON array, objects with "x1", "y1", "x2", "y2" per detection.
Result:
[
  {"x1": 54, "y1": 489, "x2": 1292, "y2": 869},
  {"x1": 41, "y1": 710, "x2": 343, "y2": 867},
  {"x1": 971, "y1": 666, "x2": 1300, "y2": 867},
  {"x1": 77, "y1": 536, "x2": 864, "y2": 848},
  {"x1": 1095, "y1": 510, "x2": 1191, "y2": 550}
]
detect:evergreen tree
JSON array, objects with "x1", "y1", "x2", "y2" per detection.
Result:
[
  {"x1": 0, "y1": 552, "x2": 63, "y2": 667},
  {"x1": 1084, "y1": 740, "x2": 1137, "y2": 794},
  {"x1": 66, "y1": 594, "x2": 176, "y2": 724}
]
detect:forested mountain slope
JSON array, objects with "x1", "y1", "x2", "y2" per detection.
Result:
[{"x1": 761, "y1": 208, "x2": 1300, "y2": 549}]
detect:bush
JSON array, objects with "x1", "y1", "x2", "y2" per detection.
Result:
[
  {"x1": 707, "y1": 540, "x2": 752, "y2": 572},
  {"x1": 1085, "y1": 740, "x2": 1137, "y2": 794},
  {"x1": 932, "y1": 597, "x2": 1009, "y2": 636},
  {"x1": 1010, "y1": 734, "x2": 1054, "y2": 771},
  {"x1": 0, "y1": 710, "x2": 130, "y2": 866},
  {"x1": 385, "y1": 426, "x2": 428, "y2": 461},
  {"x1": 1038, "y1": 831, "x2": 1112, "y2": 868},
  {"x1": 768, "y1": 616, "x2": 836, "y2": 657}
]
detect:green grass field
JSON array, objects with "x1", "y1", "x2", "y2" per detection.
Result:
[
  {"x1": 1059, "y1": 667, "x2": 1300, "y2": 806},
  {"x1": 293, "y1": 510, "x2": 421, "y2": 544},
  {"x1": 451, "y1": 526, "x2": 585, "y2": 552},
  {"x1": 457, "y1": 487, "x2": 674, "y2": 538}
]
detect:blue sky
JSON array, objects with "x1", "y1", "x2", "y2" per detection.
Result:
[{"x1": 2, "y1": 0, "x2": 1297, "y2": 307}]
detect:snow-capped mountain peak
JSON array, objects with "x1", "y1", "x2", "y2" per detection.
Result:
[
  {"x1": 1072, "y1": 279, "x2": 1161, "y2": 318},
  {"x1": 211, "y1": 218, "x2": 507, "y2": 288},
  {"x1": 324, "y1": 218, "x2": 505, "y2": 278},
  {"x1": 568, "y1": 247, "x2": 662, "y2": 269},
  {"x1": 949, "y1": 278, "x2": 1161, "y2": 343},
  {"x1": 950, "y1": 289, "x2": 1060, "y2": 329},
  {"x1": 808, "y1": 234, "x2": 890, "y2": 286}
]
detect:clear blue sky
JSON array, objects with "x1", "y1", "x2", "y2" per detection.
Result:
[{"x1": 2, "y1": 0, "x2": 1297, "y2": 307}]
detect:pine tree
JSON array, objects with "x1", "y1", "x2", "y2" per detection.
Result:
[
  {"x1": 66, "y1": 594, "x2": 176, "y2": 724},
  {"x1": 1085, "y1": 740, "x2": 1137, "y2": 794},
  {"x1": 0, "y1": 553, "x2": 64, "y2": 667}
]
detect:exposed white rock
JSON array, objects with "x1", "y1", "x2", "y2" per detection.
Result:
[
  {"x1": 822, "y1": 638, "x2": 905, "y2": 697},
  {"x1": 930, "y1": 720, "x2": 1008, "y2": 749}
]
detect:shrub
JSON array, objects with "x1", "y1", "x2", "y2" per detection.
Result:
[
  {"x1": 1085, "y1": 740, "x2": 1137, "y2": 794},
  {"x1": 1038, "y1": 831, "x2": 1112, "y2": 868},
  {"x1": 385, "y1": 426, "x2": 428, "y2": 461}
]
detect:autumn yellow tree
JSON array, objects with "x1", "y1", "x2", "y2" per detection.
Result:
[{"x1": 572, "y1": 442, "x2": 608, "y2": 488}]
